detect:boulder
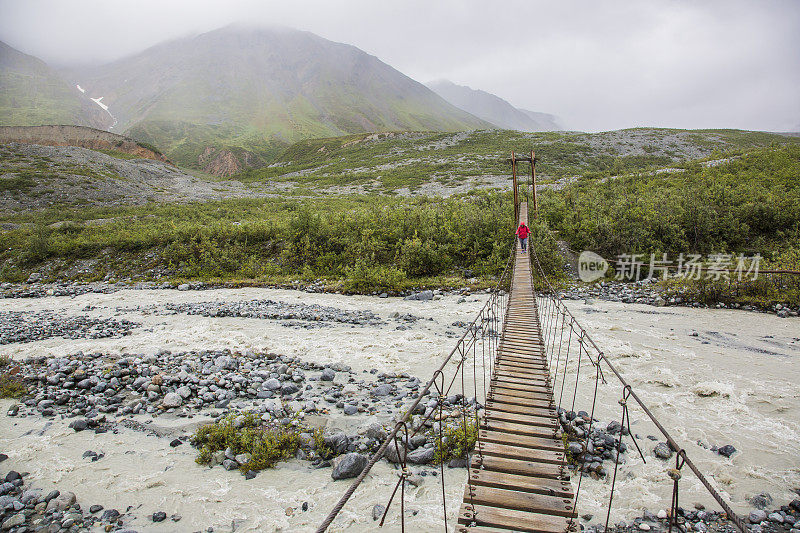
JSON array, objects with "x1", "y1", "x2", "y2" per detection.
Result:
[
  {"x1": 653, "y1": 442, "x2": 672, "y2": 460},
  {"x1": 407, "y1": 446, "x2": 435, "y2": 465},
  {"x1": 331, "y1": 453, "x2": 368, "y2": 480},
  {"x1": 162, "y1": 392, "x2": 182, "y2": 408},
  {"x1": 45, "y1": 491, "x2": 76, "y2": 512}
]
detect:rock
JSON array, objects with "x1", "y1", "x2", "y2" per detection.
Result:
[
  {"x1": 407, "y1": 446, "x2": 435, "y2": 465},
  {"x1": 749, "y1": 510, "x2": 767, "y2": 523},
  {"x1": 639, "y1": 524, "x2": 651, "y2": 531},
  {"x1": 170, "y1": 439, "x2": 183, "y2": 447},
  {"x1": 101, "y1": 509, "x2": 121, "y2": 522},
  {"x1": 0, "y1": 454, "x2": 6, "y2": 463},
  {"x1": 717, "y1": 444, "x2": 736, "y2": 457},
  {"x1": 448, "y1": 458, "x2": 467, "y2": 468},
  {"x1": 361, "y1": 423, "x2": 387, "y2": 441},
  {"x1": 177, "y1": 284, "x2": 190, "y2": 291},
  {"x1": 262, "y1": 378, "x2": 281, "y2": 390},
  {"x1": 790, "y1": 500, "x2": 800, "y2": 512},
  {"x1": 749, "y1": 493, "x2": 773, "y2": 510},
  {"x1": 405, "y1": 290, "x2": 434, "y2": 301},
  {"x1": 234, "y1": 453, "x2": 251, "y2": 465},
  {"x1": 331, "y1": 453, "x2": 368, "y2": 480},
  {"x1": 653, "y1": 442, "x2": 672, "y2": 460},
  {"x1": 152, "y1": 511, "x2": 167, "y2": 522},
  {"x1": 768, "y1": 513, "x2": 784, "y2": 524},
  {"x1": 321, "y1": 368, "x2": 336, "y2": 381},
  {"x1": 244, "y1": 470, "x2": 257, "y2": 480},
  {"x1": 372, "y1": 503, "x2": 386, "y2": 521},
  {"x1": 162, "y1": 392, "x2": 182, "y2": 408},
  {"x1": 69, "y1": 419, "x2": 88, "y2": 432},
  {"x1": 343, "y1": 404, "x2": 358, "y2": 415},
  {"x1": 1, "y1": 514, "x2": 25, "y2": 530},
  {"x1": 372, "y1": 384, "x2": 393, "y2": 397},
  {"x1": 657, "y1": 510, "x2": 668, "y2": 519},
  {"x1": 324, "y1": 433, "x2": 349, "y2": 455},
  {"x1": 222, "y1": 459, "x2": 239, "y2": 471},
  {"x1": 567, "y1": 442, "x2": 583, "y2": 456},
  {"x1": 281, "y1": 383, "x2": 300, "y2": 395},
  {"x1": 384, "y1": 442, "x2": 407, "y2": 463},
  {"x1": 90, "y1": 504, "x2": 104, "y2": 513},
  {"x1": 45, "y1": 491, "x2": 76, "y2": 512}
]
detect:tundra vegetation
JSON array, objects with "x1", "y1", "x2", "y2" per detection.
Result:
[{"x1": 1, "y1": 129, "x2": 798, "y2": 305}]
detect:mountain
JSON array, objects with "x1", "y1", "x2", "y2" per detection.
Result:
[
  {"x1": 519, "y1": 109, "x2": 562, "y2": 132},
  {"x1": 66, "y1": 25, "x2": 491, "y2": 174},
  {"x1": 426, "y1": 79, "x2": 561, "y2": 132},
  {"x1": 0, "y1": 41, "x2": 109, "y2": 129}
]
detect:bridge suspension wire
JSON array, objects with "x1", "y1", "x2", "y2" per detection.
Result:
[
  {"x1": 528, "y1": 245, "x2": 748, "y2": 533},
  {"x1": 316, "y1": 246, "x2": 515, "y2": 533}
]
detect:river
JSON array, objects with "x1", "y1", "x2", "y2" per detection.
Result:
[{"x1": 1, "y1": 288, "x2": 798, "y2": 531}]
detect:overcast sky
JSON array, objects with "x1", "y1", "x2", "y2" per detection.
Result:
[{"x1": 1, "y1": 0, "x2": 798, "y2": 132}]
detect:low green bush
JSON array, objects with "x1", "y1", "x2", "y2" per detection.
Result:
[{"x1": 432, "y1": 418, "x2": 478, "y2": 464}]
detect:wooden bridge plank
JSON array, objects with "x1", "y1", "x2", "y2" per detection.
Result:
[
  {"x1": 484, "y1": 409, "x2": 560, "y2": 429},
  {"x1": 468, "y1": 468, "x2": 573, "y2": 498},
  {"x1": 478, "y1": 430, "x2": 565, "y2": 452},
  {"x1": 480, "y1": 419, "x2": 559, "y2": 439},
  {"x1": 476, "y1": 441, "x2": 565, "y2": 464},
  {"x1": 465, "y1": 485, "x2": 577, "y2": 518},
  {"x1": 458, "y1": 504, "x2": 573, "y2": 533}
]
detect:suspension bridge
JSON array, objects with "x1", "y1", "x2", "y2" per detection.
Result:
[{"x1": 316, "y1": 152, "x2": 749, "y2": 533}]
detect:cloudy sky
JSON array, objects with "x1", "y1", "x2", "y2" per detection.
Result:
[{"x1": 1, "y1": 0, "x2": 798, "y2": 132}]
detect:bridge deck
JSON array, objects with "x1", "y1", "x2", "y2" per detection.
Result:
[{"x1": 457, "y1": 202, "x2": 575, "y2": 533}]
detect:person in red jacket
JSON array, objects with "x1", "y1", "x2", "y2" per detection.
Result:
[{"x1": 515, "y1": 222, "x2": 530, "y2": 252}]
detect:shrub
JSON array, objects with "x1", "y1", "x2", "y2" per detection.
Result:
[
  {"x1": 193, "y1": 413, "x2": 300, "y2": 472},
  {"x1": 432, "y1": 418, "x2": 478, "y2": 463}
]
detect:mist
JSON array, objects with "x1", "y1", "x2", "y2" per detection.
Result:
[{"x1": 1, "y1": 0, "x2": 798, "y2": 132}]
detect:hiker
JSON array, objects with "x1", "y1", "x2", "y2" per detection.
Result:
[{"x1": 515, "y1": 222, "x2": 530, "y2": 251}]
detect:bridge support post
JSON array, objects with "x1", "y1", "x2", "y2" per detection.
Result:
[
  {"x1": 511, "y1": 151, "x2": 519, "y2": 224},
  {"x1": 530, "y1": 150, "x2": 538, "y2": 219}
]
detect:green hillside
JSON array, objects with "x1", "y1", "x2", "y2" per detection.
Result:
[
  {"x1": 0, "y1": 41, "x2": 110, "y2": 129},
  {"x1": 1, "y1": 41, "x2": 84, "y2": 126},
  {"x1": 69, "y1": 25, "x2": 490, "y2": 171},
  {"x1": 237, "y1": 128, "x2": 800, "y2": 192}
]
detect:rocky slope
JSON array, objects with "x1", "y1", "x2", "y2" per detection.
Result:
[
  {"x1": 0, "y1": 125, "x2": 169, "y2": 163},
  {"x1": 0, "y1": 143, "x2": 276, "y2": 212}
]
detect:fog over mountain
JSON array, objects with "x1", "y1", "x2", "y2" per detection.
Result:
[
  {"x1": 1, "y1": 1, "x2": 797, "y2": 132},
  {"x1": 427, "y1": 80, "x2": 561, "y2": 132},
  {"x1": 2, "y1": 25, "x2": 491, "y2": 172}
]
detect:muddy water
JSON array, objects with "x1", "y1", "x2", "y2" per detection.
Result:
[
  {"x1": 1, "y1": 288, "x2": 798, "y2": 531},
  {"x1": 560, "y1": 300, "x2": 800, "y2": 524}
]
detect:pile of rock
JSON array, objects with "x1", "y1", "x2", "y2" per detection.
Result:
[
  {"x1": 0, "y1": 310, "x2": 137, "y2": 345},
  {"x1": 560, "y1": 409, "x2": 628, "y2": 478},
  {"x1": 747, "y1": 495, "x2": 800, "y2": 533},
  {"x1": 7, "y1": 350, "x2": 434, "y2": 424},
  {"x1": 560, "y1": 280, "x2": 800, "y2": 318},
  {"x1": 0, "y1": 468, "x2": 127, "y2": 532},
  {"x1": 164, "y1": 299, "x2": 384, "y2": 327}
]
